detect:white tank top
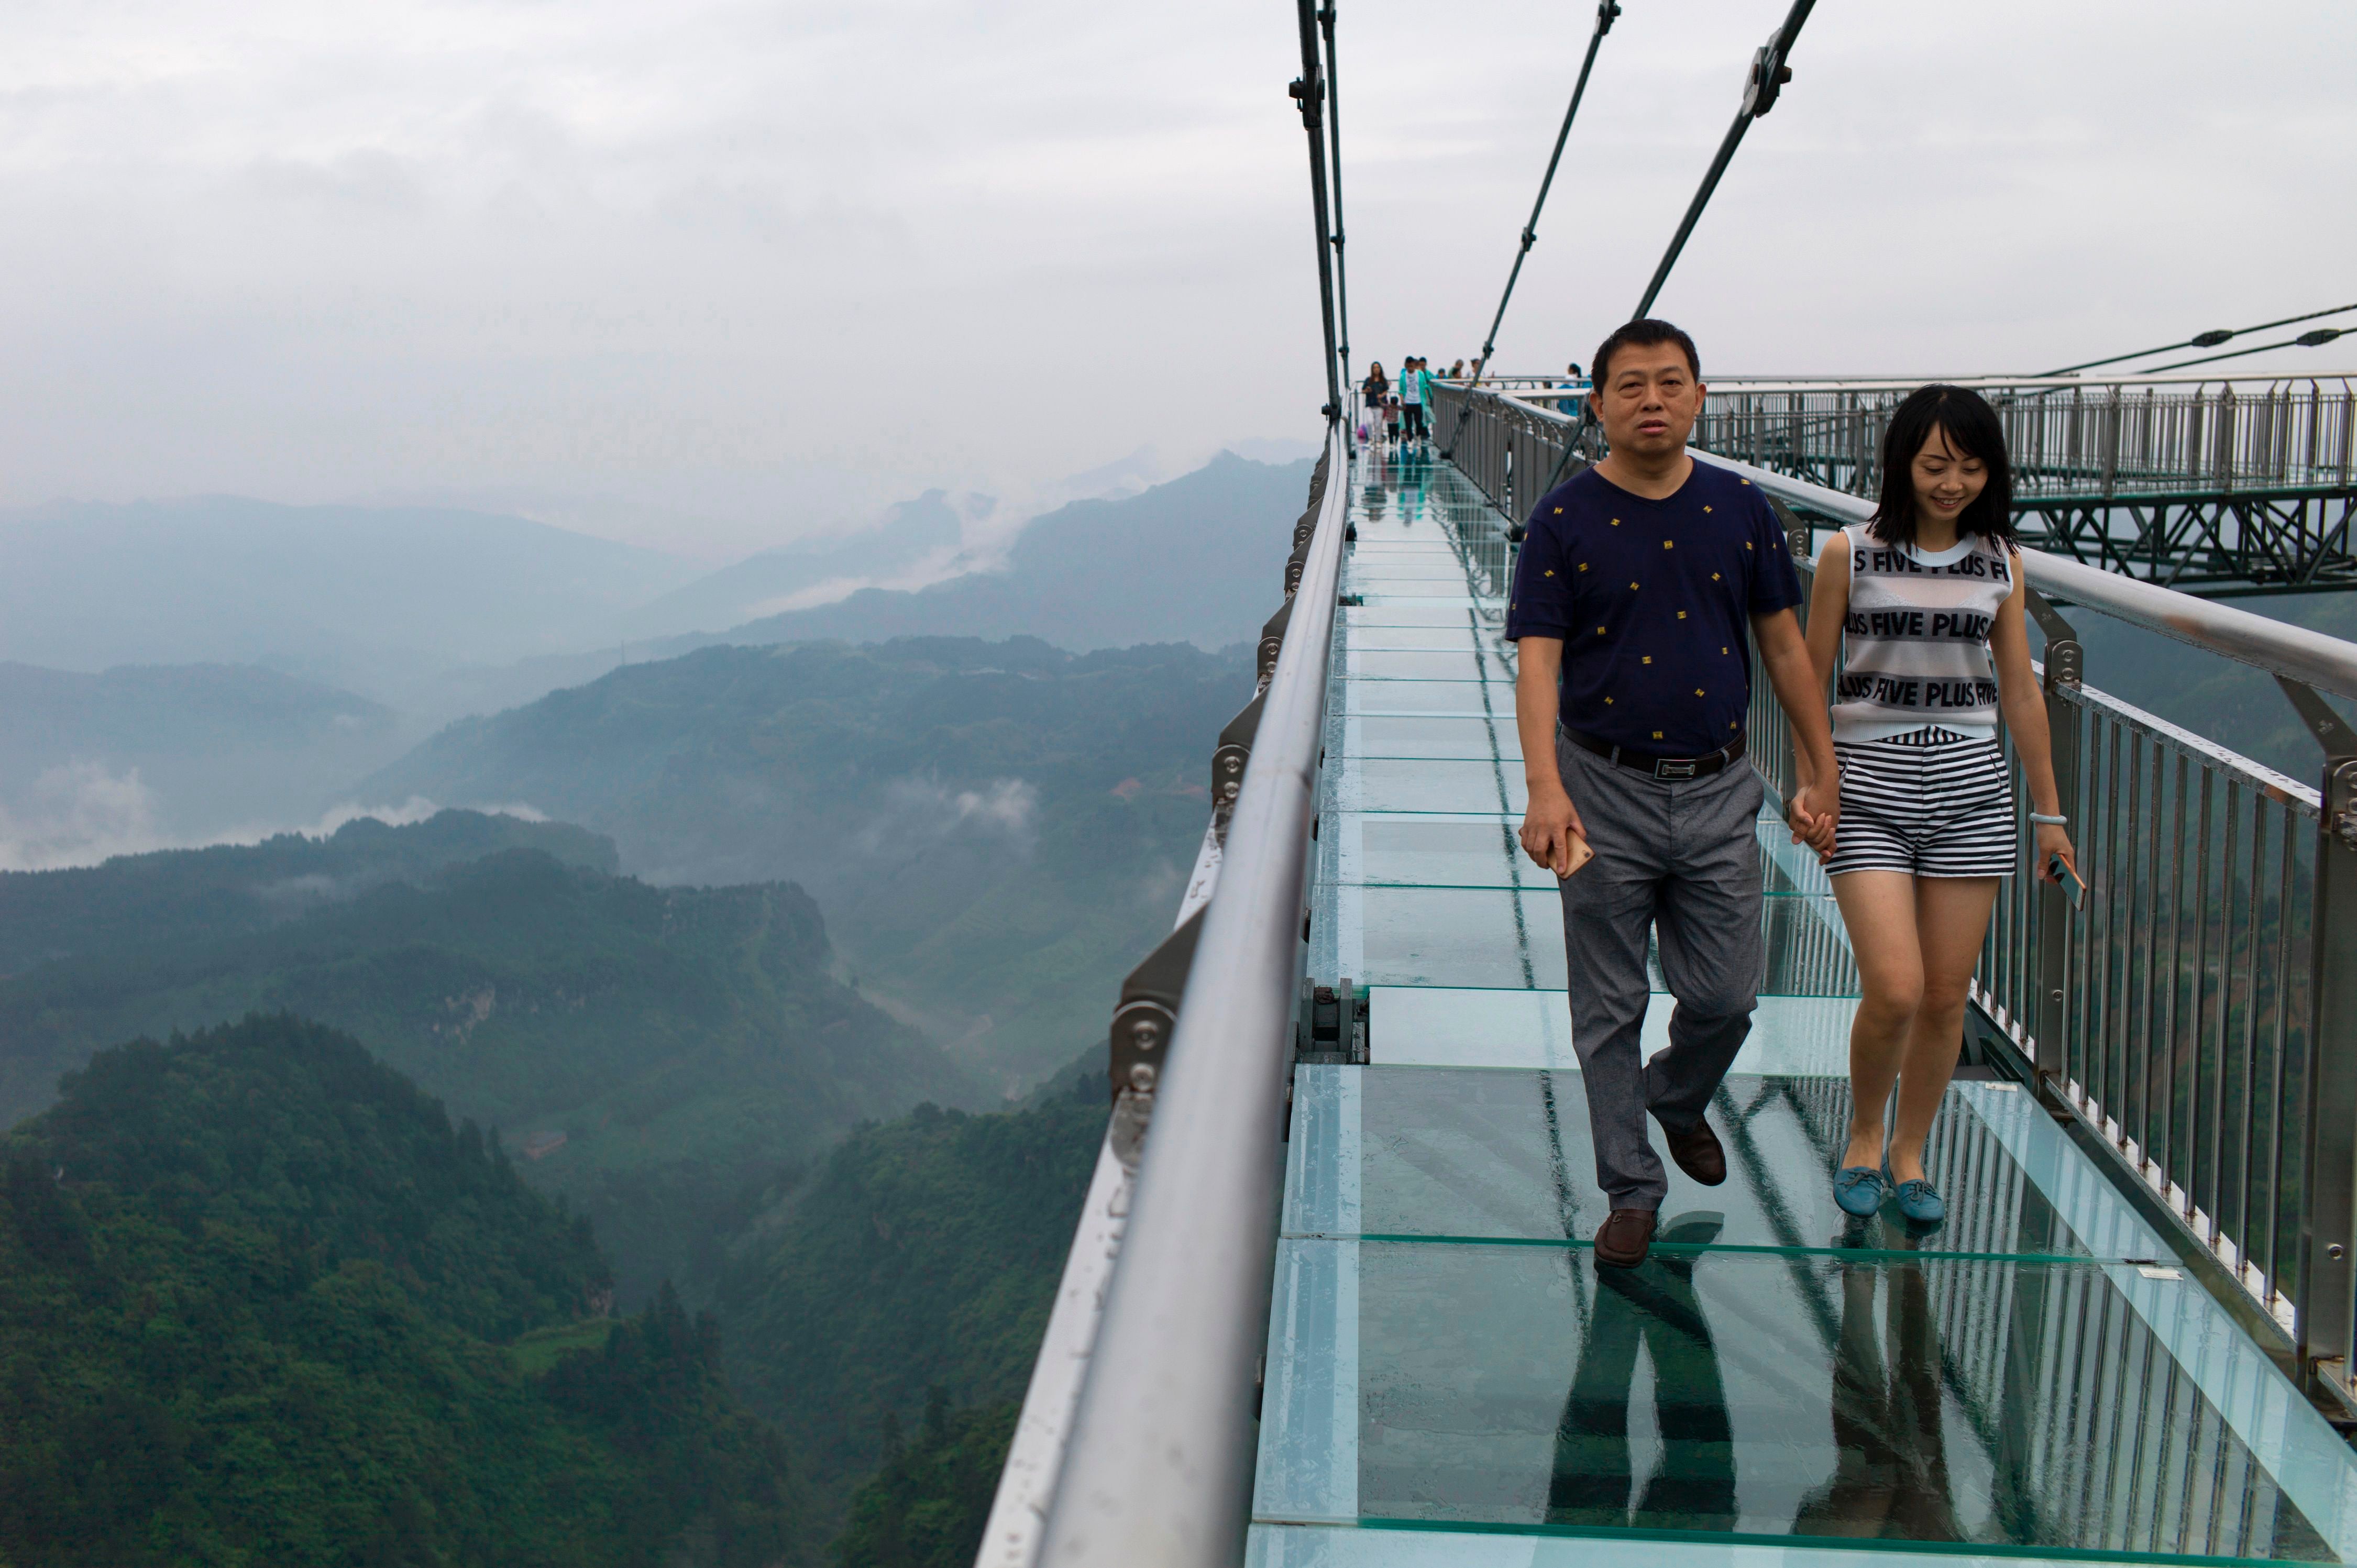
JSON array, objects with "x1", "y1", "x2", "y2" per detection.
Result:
[{"x1": 1830, "y1": 523, "x2": 2014, "y2": 745}]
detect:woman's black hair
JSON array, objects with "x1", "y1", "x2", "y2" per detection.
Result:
[{"x1": 1868, "y1": 383, "x2": 2017, "y2": 548}]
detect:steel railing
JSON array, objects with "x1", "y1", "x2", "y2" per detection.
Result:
[
  {"x1": 1438, "y1": 386, "x2": 2357, "y2": 1406},
  {"x1": 1693, "y1": 374, "x2": 2357, "y2": 501},
  {"x1": 990, "y1": 423, "x2": 1349, "y2": 1568}
]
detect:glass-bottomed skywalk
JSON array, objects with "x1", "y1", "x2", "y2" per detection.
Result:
[{"x1": 1248, "y1": 447, "x2": 2357, "y2": 1567}]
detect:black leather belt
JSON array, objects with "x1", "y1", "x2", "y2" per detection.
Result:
[{"x1": 1564, "y1": 726, "x2": 1746, "y2": 781}]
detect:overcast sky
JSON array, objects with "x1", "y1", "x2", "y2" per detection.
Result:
[{"x1": 3, "y1": 1, "x2": 2351, "y2": 560}]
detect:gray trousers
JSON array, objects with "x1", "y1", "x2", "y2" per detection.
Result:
[{"x1": 1556, "y1": 729, "x2": 1766, "y2": 1210}]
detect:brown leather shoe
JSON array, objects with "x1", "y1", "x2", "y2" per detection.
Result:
[
  {"x1": 1653, "y1": 1111, "x2": 1727, "y2": 1187},
  {"x1": 1593, "y1": 1208, "x2": 1657, "y2": 1268}
]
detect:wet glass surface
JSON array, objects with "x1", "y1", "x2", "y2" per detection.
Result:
[
  {"x1": 1343, "y1": 680, "x2": 1498, "y2": 715},
  {"x1": 1355, "y1": 885, "x2": 1569, "y2": 990},
  {"x1": 1342, "y1": 760, "x2": 1524, "y2": 814},
  {"x1": 1341, "y1": 814, "x2": 1551, "y2": 888},
  {"x1": 1262, "y1": 1238, "x2": 2340, "y2": 1562},
  {"x1": 1257, "y1": 448, "x2": 2357, "y2": 1568},
  {"x1": 1344, "y1": 649, "x2": 1511, "y2": 682},
  {"x1": 1347, "y1": 715, "x2": 1523, "y2": 760},
  {"x1": 1346, "y1": 604, "x2": 1508, "y2": 628},
  {"x1": 1286, "y1": 1067, "x2": 2164, "y2": 1261}
]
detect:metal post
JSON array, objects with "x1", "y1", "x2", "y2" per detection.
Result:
[
  {"x1": 1317, "y1": 2, "x2": 1351, "y2": 429},
  {"x1": 2280, "y1": 676, "x2": 2357, "y2": 1395},
  {"x1": 2026, "y1": 589, "x2": 2082, "y2": 1081},
  {"x1": 1288, "y1": 0, "x2": 1341, "y2": 422}
]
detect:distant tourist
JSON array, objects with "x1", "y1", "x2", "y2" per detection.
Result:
[
  {"x1": 1449, "y1": 358, "x2": 1466, "y2": 379},
  {"x1": 1557, "y1": 361, "x2": 1584, "y2": 415},
  {"x1": 1804, "y1": 384, "x2": 2076, "y2": 1229},
  {"x1": 1507, "y1": 318, "x2": 1839, "y2": 1269},
  {"x1": 1399, "y1": 357, "x2": 1429, "y2": 445},
  {"x1": 1361, "y1": 361, "x2": 1390, "y2": 446}
]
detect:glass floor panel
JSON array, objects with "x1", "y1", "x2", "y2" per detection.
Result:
[
  {"x1": 1257, "y1": 1239, "x2": 2357, "y2": 1563},
  {"x1": 1338, "y1": 814, "x2": 1552, "y2": 888},
  {"x1": 1343, "y1": 649, "x2": 1512, "y2": 682},
  {"x1": 1346, "y1": 605, "x2": 1512, "y2": 628},
  {"x1": 1343, "y1": 681, "x2": 1501, "y2": 715},
  {"x1": 1285, "y1": 1067, "x2": 2172, "y2": 1262},
  {"x1": 1348, "y1": 886, "x2": 1857, "y2": 996},
  {"x1": 1345, "y1": 716, "x2": 1523, "y2": 760},
  {"x1": 1342, "y1": 813, "x2": 1844, "y2": 895},
  {"x1": 1340, "y1": 760, "x2": 1525, "y2": 814},
  {"x1": 1343, "y1": 626, "x2": 1503, "y2": 651},
  {"x1": 1251, "y1": 448, "x2": 2357, "y2": 1568}
]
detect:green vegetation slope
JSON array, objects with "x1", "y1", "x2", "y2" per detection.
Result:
[
  {"x1": 0, "y1": 1014, "x2": 804, "y2": 1567},
  {"x1": 718, "y1": 1086, "x2": 1105, "y2": 1518},
  {"x1": 0, "y1": 807, "x2": 614, "y2": 977},
  {"x1": 362, "y1": 637, "x2": 1250, "y2": 1089},
  {"x1": 0, "y1": 834, "x2": 977, "y2": 1305}
]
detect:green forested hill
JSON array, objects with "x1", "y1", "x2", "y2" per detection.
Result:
[
  {"x1": 361, "y1": 637, "x2": 1249, "y2": 1089},
  {"x1": 0, "y1": 1014, "x2": 805, "y2": 1567},
  {"x1": 0, "y1": 842, "x2": 978, "y2": 1305},
  {"x1": 717, "y1": 1087, "x2": 1105, "y2": 1521},
  {"x1": 0, "y1": 807, "x2": 615, "y2": 978}
]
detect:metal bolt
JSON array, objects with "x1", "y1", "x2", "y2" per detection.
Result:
[
  {"x1": 1130, "y1": 1019, "x2": 1161, "y2": 1052},
  {"x1": 2332, "y1": 1244, "x2": 2348, "y2": 1261},
  {"x1": 2051, "y1": 989, "x2": 2064, "y2": 1002},
  {"x1": 1129, "y1": 1063, "x2": 1157, "y2": 1092},
  {"x1": 2334, "y1": 803, "x2": 2357, "y2": 854}
]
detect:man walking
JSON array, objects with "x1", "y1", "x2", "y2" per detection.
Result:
[
  {"x1": 1507, "y1": 318, "x2": 1839, "y2": 1268},
  {"x1": 1398, "y1": 357, "x2": 1427, "y2": 444}
]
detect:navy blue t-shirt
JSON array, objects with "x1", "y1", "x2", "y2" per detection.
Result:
[{"x1": 1504, "y1": 460, "x2": 1803, "y2": 756}]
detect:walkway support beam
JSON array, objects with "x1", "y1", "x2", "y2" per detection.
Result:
[{"x1": 1039, "y1": 424, "x2": 1351, "y2": 1568}]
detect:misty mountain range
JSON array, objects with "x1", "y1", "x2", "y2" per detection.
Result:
[{"x1": 2, "y1": 452, "x2": 1310, "y2": 867}]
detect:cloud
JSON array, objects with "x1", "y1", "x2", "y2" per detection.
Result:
[
  {"x1": 0, "y1": 1, "x2": 2349, "y2": 561},
  {"x1": 0, "y1": 762, "x2": 170, "y2": 872},
  {"x1": 0, "y1": 765, "x2": 549, "y2": 873},
  {"x1": 860, "y1": 776, "x2": 1040, "y2": 856}
]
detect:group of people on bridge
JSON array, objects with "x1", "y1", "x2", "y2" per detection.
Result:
[
  {"x1": 1508, "y1": 317, "x2": 2078, "y2": 1268},
  {"x1": 1358, "y1": 356, "x2": 1465, "y2": 450}
]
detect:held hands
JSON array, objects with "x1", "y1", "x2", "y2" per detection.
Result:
[
  {"x1": 1786, "y1": 776, "x2": 1840, "y2": 860},
  {"x1": 1519, "y1": 783, "x2": 1589, "y2": 878}
]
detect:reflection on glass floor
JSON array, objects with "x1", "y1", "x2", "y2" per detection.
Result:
[{"x1": 1261, "y1": 449, "x2": 2357, "y2": 1566}]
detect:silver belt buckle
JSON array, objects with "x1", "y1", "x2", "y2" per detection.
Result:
[{"x1": 1656, "y1": 758, "x2": 1699, "y2": 780}]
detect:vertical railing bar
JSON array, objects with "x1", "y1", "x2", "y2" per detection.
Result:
[
  {"x1": 2222, "y1": 778, "x2": 2252, "y2": 1283},
  {"x1": 2250, "y1": 792, "x2": 2278, "y2": 1301},
  {"x1": 2267, "y1": 798, "x2": 2297, "y2": 1305},
  {"x1": 2121, "y1": 726, "x2": 2140, "y2": 1146},
  {"x1": 2161, "y1": 746, "x2": 2188, "y2": 1205},
  {"x1": 2128, "y1": 730, "x2": 2151, "y2": 1151},
  {"x1": 2140, "y1": 734, "x2": 2168, "y2": 1169}
]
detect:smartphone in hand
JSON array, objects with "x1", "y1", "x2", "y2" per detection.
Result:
[
  {"x1": 2048, "y1": 852, "x2": 2087, "y2": 911},
  {"x1": 1559, "y1": 833, "x2": 1595, "y2": 880}
]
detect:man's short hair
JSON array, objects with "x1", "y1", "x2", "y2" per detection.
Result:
[{"x1": 1591, "y1": 318, "x2": 1700, "y2": 388}]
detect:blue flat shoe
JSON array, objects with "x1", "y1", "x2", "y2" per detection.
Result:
[
  {"x1": 1833, "y1": 1165, "x2": 1887, "y2": 1218},
  {"x1": 1885, "y1": 1158, "x2": 1946, "y2": 1225}
]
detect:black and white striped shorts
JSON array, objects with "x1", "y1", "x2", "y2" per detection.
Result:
[{"x1": 1826, "y1": 727, "x2": 2017, "y2": 879}]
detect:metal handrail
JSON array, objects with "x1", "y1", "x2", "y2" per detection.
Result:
[
  {"x1": 1038, "y1": 422, "x2": 1352, "y2": 1568},
  {"x1": 1679, "y1": 447, "x2": 2357, "y2": 700},
  {"x1": 1445, "y1": 382, "x2": 2357, "y2": 699}
]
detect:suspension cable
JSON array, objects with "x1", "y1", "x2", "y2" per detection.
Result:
[
  {"x1": 1630, "y1": 0, "x2": 1815, "y2": 323},
  {"x1": 1292, "y1": 0, "x2": 1342, "y2": 423},
  {"x1": 2040, "y1": 302, "x2": 2357, "y2": 377},
  {"x1": 1319, "y1": 4, "x2": 1352, "y2": 426},
  {"x1": 2145, "y1": 325, "x2": 2352, "y2": 374},
  {"x1": 1469, "y1": 0, "x2": 1622, "y2": 385}
]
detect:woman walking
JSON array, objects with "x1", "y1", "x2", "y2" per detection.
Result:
[
  {"x1": 1796, "y1": 384, "x2": 2077, "y2": 1225},
  {"x1": 1360, "y1": 360, "x2": 1390, "y2": 448}
]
